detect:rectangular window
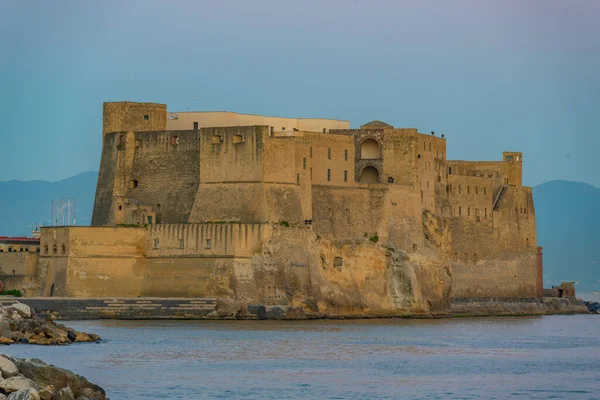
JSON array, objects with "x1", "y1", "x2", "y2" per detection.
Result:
[
  {"x1": 475, "y1": 186, "x2": 478, "y2": 195},
  {"x1": 468, "y1": 208, "x2": 471, "y2": 216},
  {"x1": 144, "y1": 115, "x2": 149, "y2": 121},
  {"x1": 344, "y1": 170, "x2": 348, "y2": 182},
  {"x1": 212, "y1": 135, "x2": 223, "y2": 144},
  {"x1": 328, "y1": 148, "x2": 331, "y2": 159},
  {"x1": 310, "y1": 147, "x2": 313, "y2": 158},
  {"x1": 153, "y1": 239, "x2": 159, "y2": 249},
  {"x1": 459, "y1": 185, "x2": 461, "y2": 194},
  {"x1": 344, "y1": 149, "x2": 348, "y2": 160},
  {"x1": 147, "y1": 216, "x2": 153, "y2": 224},
  {"x1": 297, "y1": 173, "x2": 300, "y2": 185},
  {"x1": 467, "y1": 186, "x2": 470, "y2": 194},
  {"x1": 205, "y1": 239, "x2": 211, "y2": 249},
  {"x1": 179, "y1": 239, "x2": 184, "y2": 249},
  {"x1": 484, "y1": 187, "x2": 487, "y2": 195},
  {"x1": 485, "y1": 208, "x2": 487, "y2": 217},
  {"x1": 303, "y1": 158, "x2": 306, "y2": 169},
  {"x1": 327, "y1": 169, "x2": 331, "y2": 181},
  {"x1": 233, "y1": 135, "x2": 244, "y2": 144},
  {"x1": 459, "y1": 207, "x2": 462, "y2": 216},
  {"x1": 310, "y1": 168, "x2": 312, "y2": 179}
]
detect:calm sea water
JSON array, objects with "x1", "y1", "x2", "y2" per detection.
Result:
[{"x1": 3, "y1": 315, "x2": 599, "y2": 400}]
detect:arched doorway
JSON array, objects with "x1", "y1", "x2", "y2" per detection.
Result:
[
  {"x1": 360, "y1": 138, "x2": 380, "y2": 159},
  {"x1": 360, "y1": 166, "x2": 380, "y2": 183}
]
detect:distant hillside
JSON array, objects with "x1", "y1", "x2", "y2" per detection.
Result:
[
  {"x1": 0, "y1": 171, "x2": 98, "y2": 236},
  {"x1": 0, "y1": 173, "x2": 597, "y2": 291},
  {"x1": 533, "y1": 180, "x2": 600, "y2": 292}
]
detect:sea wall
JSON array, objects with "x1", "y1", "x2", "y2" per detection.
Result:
[{"x1": 451, "y1": 297, "x2": 589, "y2": 316}]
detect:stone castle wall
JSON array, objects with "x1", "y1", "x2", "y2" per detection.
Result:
[{"x1": 39, "y1": 101, "x2": 547, "y2": 318}]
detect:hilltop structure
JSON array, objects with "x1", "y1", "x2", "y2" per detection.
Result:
[{"x1": 19, "y1": 102, "x2": 544, "y2": 317}]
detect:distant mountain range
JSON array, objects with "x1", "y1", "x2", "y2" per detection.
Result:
[
  {"x1": 0, "y1": 173, "x2": 598, "y2": 292},
  {"x1": 0, "y1": 171, "x2": 97, "y2": 236},
  {"x1": 533, "y1": 180, "x2": 599, "y2": 292}
]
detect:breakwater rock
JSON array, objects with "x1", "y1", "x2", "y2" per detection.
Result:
[
  {"x1": 585, "y1": 301, "x2": 600, "y2": 314},
  {"x1": 0, "y1": 354, "x2": 106, "y2": 399},
  {"x1": 0, "y1": 303, "x2": 99, "y2": 345}
]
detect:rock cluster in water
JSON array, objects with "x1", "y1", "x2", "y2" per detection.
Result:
[
  {"x1": 0, "y1": 303, "x2": 100, "y2": 345},
  {"x1": 0, "y1": 354, "x2": 106, "y2": 400},
  {"x1": 585, "y1": 301, "x2": 600, "y2": 314}
]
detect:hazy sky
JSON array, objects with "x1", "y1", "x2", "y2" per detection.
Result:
[{"x1": 1, "y1": 0, "x2": 598, "y2": 187}]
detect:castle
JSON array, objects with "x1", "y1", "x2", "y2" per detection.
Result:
[{"x1": 28, "y1": 101, "x2": 540, "y2": 317}]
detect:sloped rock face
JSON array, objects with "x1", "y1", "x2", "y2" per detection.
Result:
[
  {"x1": 0, "y1": 303, "x2": 100, "y2": 346},
  {"x1": 0, "y1": 355, "x2": 106, "y2": 400}
]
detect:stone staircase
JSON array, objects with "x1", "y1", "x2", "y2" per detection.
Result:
[{"x1": 492, "y1": 184, "x2": 509, "y2": 210}]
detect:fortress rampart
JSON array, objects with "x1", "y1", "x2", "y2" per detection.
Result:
[{"x1": 28, "y1": 102, "x2": 543, "y2": 318}]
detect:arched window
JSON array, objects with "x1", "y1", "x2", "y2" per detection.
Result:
[
  {"x1": 61, "y1": 245, "x2": 66, "y2": 254},
  {"x1": 360, "y1": 138, "x2": 380, "y2": 159},
  {"x1": 360, "y1": 166, "x2": 380, "y2": 183},
  {"x1": 52, "y1": 245, "x2": 57, "y2": 255}
]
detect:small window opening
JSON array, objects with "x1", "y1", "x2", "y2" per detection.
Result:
[
  {"x1": 323, "y1": 128, "x2": 326, "y2": 133},
  {"x1": 449, "y1": 167, "x2": 452, "y2": 174},
  {"x1": 179, "y1": 239, "x2": 184, "y2": 249},
  {"x1": 310, "y1": 147, "x2": 313, "y2": 158},
  {"x1": 485, "y1": 208, "x2": 487, "y2": 217},
  {"x1": 297, "y1": 173, "x2": 300, "y2": 185},
  {"x1": 345, "y1": 208, "x2": 350, "y2": 223},
  {"x1": 12, "y1": 270, "x2": 15, "y2": 275},
  {"x1": 170, "y1": 135, "x2": 180, "y2": 145},
  {"x1": 143, "y1": 115, "x2": 149, "y2": 121},
  {"x1": 327, "y1": 169, "x2": 331, "y2": 181},
  {"x1": 467, "y1": 186, "x2": 470, "y2": 194},
  {"x1": 459, "y1": 185, "x2": 462, "y2": 194},
  {"x1": 205, "y1": 239, "x2": 211, "y2": 249},
  {"x1": 388, "y1": 176, "x2": 394, "y2": 183},
  {"x1": 475, "y1": 186, "x2": 478, "y2": 195},
  {"x1": 44, "y1": 245, "x2": 48, "y2": 254},
  {"x1": 484, "y1": 187, "x2": 487, "y2": 195},
  {"x1": 233, "y1": 135, "x2": 245, "y2": 144},
  {"x1": 429, "y1": 142, "x2": 431, "y2": 151},
  {"x1": 281, "y1": 127, "x2": 286, "y2": 131},
  {"x1": 153, "y1": 239, "x2": 159, "y2": 249},
  {"x1": 344, "y1": 149, "x2": 348, "y2": 160},
  {"x1": 62, "y1": 245, "x2": 66, "y2": 254},
  {"x1": 459, "y1": 207, "x2": 462, "y2": 216},
  {"x1": 310, "y1": 168, "x2": 312, "y2": 179},
  {"x1": 193, "y1": 122, "x2": 198, "y2": 131},
  {"x1": 344, "y1": 170, "x2": 348, "y2": 182},
  {"x1": 328, "y1": 148, "x2": 331, "y2": 159},
  {"x1": 467, "y1": 208, "x2": 471, "y2": 216},
  {"x1": 303, "y1": 158, "x2": 306, "y2": 169},
  {"x1": 333, "y1": 257, "x2": 343, "y2": 268},
  {"x1": 418, "y1": 154, "x2": 421, "y2": 159},
  {"x1": 212, "y1": 135, "x2": 223, "y2": 144},
  {"x1": 52, "y1": 245, "x2": 57, "y2": 254},
  {"x1": 130, "y1": 180, "x2": 139, "y2": 189}
]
